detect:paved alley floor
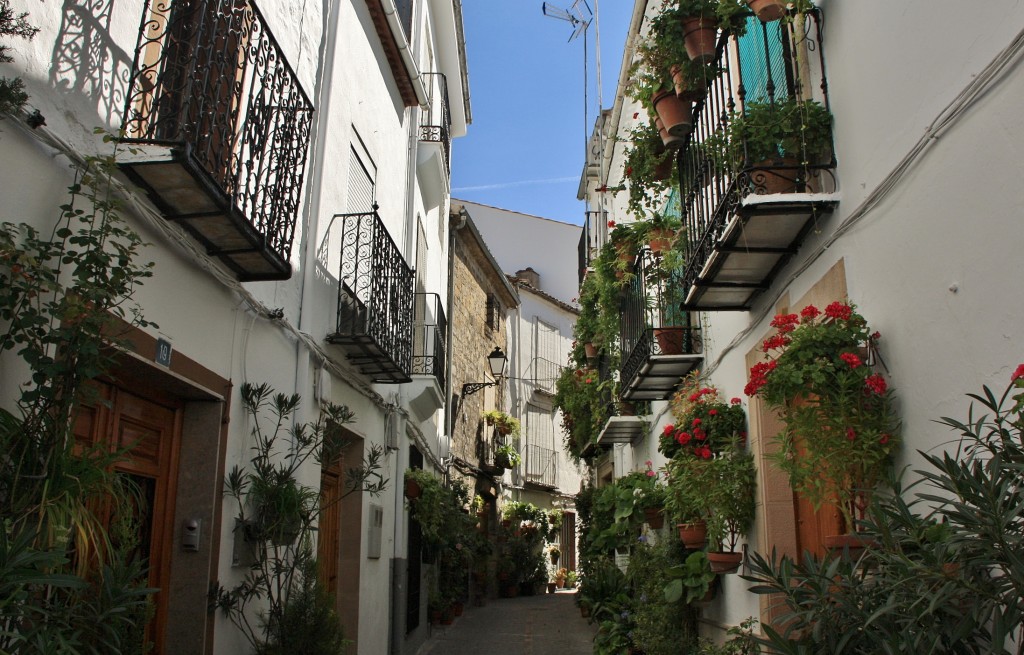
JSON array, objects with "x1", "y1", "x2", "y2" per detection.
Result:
[{"x1": 417, "y1": 590, "x2": 596, "y2": 655}]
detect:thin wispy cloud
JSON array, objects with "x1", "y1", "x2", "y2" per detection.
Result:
[{"x1": 452, "y1": 175, "x2": 578, "y2": 192}]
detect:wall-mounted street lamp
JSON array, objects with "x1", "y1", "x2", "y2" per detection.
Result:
[
  {"x1": 452, "y1": 346, "x2": 508, "y2": 429},
  {"x1": 460, "y1": 346, "x2": 508, "y2": 398}
]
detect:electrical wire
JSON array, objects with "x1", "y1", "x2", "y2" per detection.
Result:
[{"x1": 700, "y1": 22, "x2": 1024, "y2": 379}]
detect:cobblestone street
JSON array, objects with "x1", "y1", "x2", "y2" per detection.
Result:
[{"x1": 417, "y1": 591, "x2": 596, "y2": 655}]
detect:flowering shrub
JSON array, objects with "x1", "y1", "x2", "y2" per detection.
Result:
[
  {"x1": 660, "y1": 376, "x2": 747, "y2": 459},
  {"x1": 746, "y1": 301, "x2": 899, "y2": 531}
]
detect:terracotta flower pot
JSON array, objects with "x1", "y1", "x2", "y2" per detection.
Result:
[
  {"x1": 647, "y1": 227, "x2": 677, "y2": 254},
  {"x1": 681, "y1": 16, "x2": 718, "y2": 64},
  {"x1": 655, "y1": 327, "x2": 686, "y2": 355},
  {"x1": 547, "y1": 582, "x2": 557, "y2": 593},
  {"x1": 651, "y1": 89, "x2": 693, "y2": 137},
  {"x1": 584, "y1": 342, "x2": 598, "y2": 359},
  {"x1": 654, "y1": 116, "x2": 686, "y2": 150},
  {"x1": 748, "y1": 158, "x2": 820, "y2": 194},
  {"x1": 643, "y1": 506, "x2": 664, "y2": 529},
  {"x1": 671, "y1": 64, "x2": 704, "y2": 104},
  {"x1": 404, "y1": 478, "x2": 422, "y2": 500},
  {"x1": 707, "y1": 551, "x2": 743, "y2": 574},
  {"x1": 677, "y1": 521, "x2": 707, "y2": 549},
  {"x1": 746, "y1": 0, "x2": 787, "y2": 22}
]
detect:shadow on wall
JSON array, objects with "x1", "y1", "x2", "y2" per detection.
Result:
[{"x1": 49, "y1": 0, "x2": 133, "y2": 125}]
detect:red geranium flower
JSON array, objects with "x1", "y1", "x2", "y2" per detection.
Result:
[
  {"x1": 1013, "y1": 364, "x2": 1024, "y2": 382},
  {"x1": 663, "y1": 424, "x2": 676, "y2": 436},
  {"x1": 824, "y1": 301, "x2": 853, "y2": 320},
  {"x1": 708, "y1": 409, "x2": 718, "y2": 416},
  {"x1": 607, "y1": 220, "x2": 616, "y2": 228},
  {"x1": 762, "y1": 334, "x2": 791, "y2": 352},
  {"x1": 731, "y1": 397, "x2": 742, "y2": 405},
  {"x1": 839, "y1": 352, "x2": 862, "y2": 369},
  {"x1": 846, "y1": 427, "x2": 856, "y2": 441},
  {"x1": 800, "y1": 304, "x2": 820, "y2": 321},
  {"x1": 879, "y1": 434, "x2": 890, "y2": 445},
  {"x1": 692, "y1": 418, "x2": 702, "y2": 427},
  {"x1": 865, "y1": 374, "x2": 887, "y2": 395},
  {"x1": 676, "y1": 432, "x2": 692, "y2": 445}
]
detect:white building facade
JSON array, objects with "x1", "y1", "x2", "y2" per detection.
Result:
[
  {"x1": 0, "y1": 0, "x2": 470, "y2": 652},
  {"x1": 579, "y1": 0, "x2": 1024, "y2": 641}
]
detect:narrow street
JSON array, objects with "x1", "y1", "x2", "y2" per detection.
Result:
[{"x1": 418, "y1": 591, "x2": 596, "y2": 655}]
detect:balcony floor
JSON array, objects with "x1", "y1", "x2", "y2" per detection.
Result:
[
  {"x1": 620, "y1": 353, "x2": 704, "y2": 401},
  {"x1": 683, "y1": 192, "x2": 839, "y2": 310},
  {"x1": 326, "y1": 332, "x2": 412, "y2": 384},
  {"x1": 120, "y1": 147, "x2": 291, "y2": 281}
]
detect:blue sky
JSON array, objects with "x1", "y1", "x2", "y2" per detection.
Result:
[{"x1": 452, "y1": 2, "x2": 634, "y2": 226}]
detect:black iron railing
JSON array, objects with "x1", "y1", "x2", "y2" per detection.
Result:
[
  {"x1": 524, "y1": 444, "x2": 556, "y2": 487},
  {"x1": 419, "y1": 73, "x2": 451, "y2": 175},
  {"x1": 328, "y1": 209, "x2": 414, "y2": 383},
  {"x1": 678, "y1": 10, "x2": 835, "y2": 301},
  {"x1": 532, "y1": 357, "x2": 563, "y2": 395},
  {"x1": 412, "y1": 293, "x2": 446, "y2": 389},
  {"x1": 578, "y1": 210, "x2": 605, "y2": 285},
  {"x1": 122, "y1": 0, "x2": 312, "y2": 265},
  {"x1": 620, "y1": 249, "x2": 702, "y2": 390}
]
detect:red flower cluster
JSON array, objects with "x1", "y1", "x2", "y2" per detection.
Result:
[
  {"x1": 864, "y1": 374, "x2": 887, "y2": 395},
  {"x1": 625, "y1": 166, "x2": 633, "y2": 176},
  {"x1": 745, "y1": 360, "x2": 777, "y2": 396},
  {"x1": 839, "y1": 352, "x2": 863, "y2": 369},
  {"x1": 879, "y1": 433, "x2": 890, "y2": 445},
  {"x1": 695, "y1": 446, "x2": 712, "y2": 460},
  {"x1": 824, "y1": 301, "x2": 853, "y2": 320},
  {"x1": 687, "y1": 386, "x2": 717, "y2": 403},
  {"x1": 731, "y1": 397, "x2": 742, "y2": 405},
  {"x1": 762, "y1": 334, "x2": 791, "y2": 353},
  {"x1": 846, "y1": 427, "x2": 856, "y2": 441},
  {"x1": 1013, "y1": 364, "x2": 1024, "y2": 382},
  {"x1": 607, "y1": 220, "x2": 616, "y2": 228},
  {"x1": 770, "y1": 313, "x2": 800, "y2": 334},
  {"x1": 800, "y1": 304, "x2": 821, "y2": 321}
]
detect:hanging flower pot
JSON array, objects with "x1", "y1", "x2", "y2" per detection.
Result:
[
  {"x1": 643, "y1": 507, "x2": 665, "y2": 530},
  {"x1": 677, "y1": 520, "x2": 707, "y2": 549},
  {"x1": 681, "y1": 16, "x2": 718, "y2": 64},
  {"x1": 647, "y1": 227, "x2": 677, "y2": 254},
  {"x1": 651, "y1": 89, "x2": 693, "y2": 138},
  {"x1": 655, "y1": 327, "x2": 686, "y2": 355},
  {"x1": 654, "y1": 116, "x2": 686, "y2": 150},
  {"x1": 584, "y1": 342, "x2": 598, "y2": 359},
  {"x1": 671, "y1": 64, "x2": 704, "y2": 104},
  {"x1": 707, "y1": 551, "x2": 743, "y2": 574},
  {"x1": 746, "y1": 0, "x2": 787, "y2": 22},
  {"x1": 404, "y1": 477, "x2": 422, "y2": 500}
]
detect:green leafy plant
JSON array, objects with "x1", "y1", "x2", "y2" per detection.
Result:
[
  {"x1": 0, "y1": 147, "x2": 160, "y2": 653},
  {"x1": 482, "y1": 409, "x2": 521, "y2": 437},
  {"x1": 212, "y1": 382, "x2": 386, "y2": 654},
  {"x1": 710, "y1": 97, "x2": 832, "y2": 170},
  {"x1": 745, "y1": 301, "x2": 899, "y2": 531},
  {"x1": 622, "y1": 121, "x2": 677, "y2": 215},
  {"x1": 495, "y1": 441, "x2": 521, "y2": 468},
  {"x1": 664, "y1": 550, "x2": 716, "y2": 605},
  {"x1": 0, "y1": 1, "x2": 38, "y2": 116}
]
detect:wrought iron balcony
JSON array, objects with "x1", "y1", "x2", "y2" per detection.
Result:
[
  {"x1": 532, "y1": 357, "x2": 563, "y2": 395},
  {"x1": 524, "y1": 444, "x2": 556, "y2": 488},
  {"x1": 620, "y1": 249, "x2": 703, "y2": 401},
  {"x1": 326, "y1": 209, "x2": 414, "y2": 383},
  {"x1": 412, "y1": 293, "x2": 446, "y2": 390},
  {"x1": 120, "y1": 0, "x2": 312, "y2": 281},
  {"x1": 419, "y1": 73, "x2": 451, "y2": 176},
  {"x1": 677, "y1": 9, "x2": 838, "y2": 311}
]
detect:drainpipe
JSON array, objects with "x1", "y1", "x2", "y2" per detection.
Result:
[
  {"x1": 381, "y1": 0, "x2": 429, "y2": 107},
  {"x1": 447, "y1": 207, "x2": 468, "y2": 440}
]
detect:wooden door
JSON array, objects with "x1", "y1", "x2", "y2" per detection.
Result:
[
  {"x1": 318, "y1": 467, "x2": 342, "y2": 598},
  {"x1": 73, "y1": 382, "x2": 183, "y2": 655}
]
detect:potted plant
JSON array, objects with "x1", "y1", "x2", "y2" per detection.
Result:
[
  {"x1": 709, "y1": 96, "x2": 832, "y2": 194},
  {"x1": 555, "y1": 567, "x2": 568, "y2": 588},
  {"x1": 703, "y1": 446, "x2": 756, "y2": 573},
  {"x1": 664, "y1": 550, "x2": 717, "y2": 604},
  {"x1": 662, "y1": 455, "x2": 710, "y2": 549},
  {"x1": 745, "y1": 301, "x2": 899, "y2": 541},
  {"x1": 482, "y1": 409, "x2": 521, "y2": 437},
  {"x1": 548, "y1": 544, "x2": 561, "y2": 565},
  {"x1": 494, "y1": 442, "x2": 521, "y2": 469},
  {"x1": 622, "y1": 121, "x2": 678, "y2": 216}
]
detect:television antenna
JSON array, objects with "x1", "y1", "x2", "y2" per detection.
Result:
[{"x1": 542, "y1": 0, "x2": 591, "y2": 42}]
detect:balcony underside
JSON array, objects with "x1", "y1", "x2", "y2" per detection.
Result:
[
  {"x1": 120, "y1": 148, "x2": 291, "y2": 281},
  {"x1": 596, "y1": 416, "x2": 646, "y2": 446},
  {"x1": 620, "y1": 353, "x2": 704, "y2": 401},
  {"x1": 683, "y1": 193, "x2": 839, "y2": 311},
  {"x1": 326, "y1": 331, "x2": 412, "y2": 384}
]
